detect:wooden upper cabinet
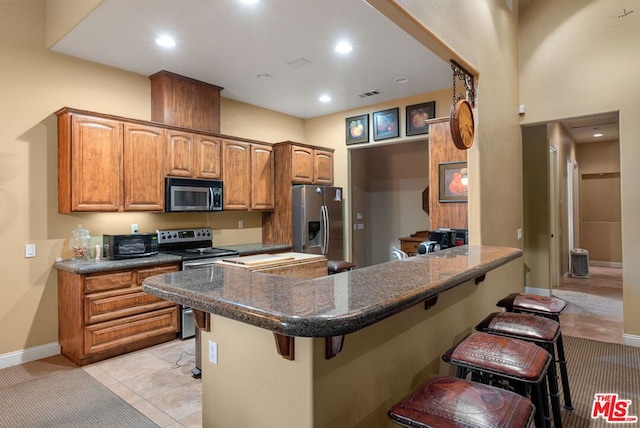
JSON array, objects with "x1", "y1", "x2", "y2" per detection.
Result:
[
  {"x1": 58, "y1": 112, "x2": 122, "y2": 212},
  {"x1": 290, "y1": 144, "x2": 334, "y2": 185},
  {"x1": 291, "y1": 146, "x2": 314, "y2": 184},
  {"x1": 251, "y1": 143, "x2": 274, "y2": 210},
  {"x1": 195, "y1": 135, "x2": 221, "y2": 179},
  {"x1": 166, "y1": 131, "x2": 222, "y2": 179},
  {"x1": 57, "y1": 110, "x2": 167, "y2": 213},
  {"x1": 222, "y1": 140, "x2": 274, "y2": 211},
  {"x1": 165, "y1": 130, "x2": 194, "y2": 177},
  {"x1": 314, "y1": 149, "x2": 333, "y2": 185},
  {"x1": 123, "y1": 123, "x2": 165, "y2": 211},
  {"x1": 222, "y1": 140, "x2": 251, "y2": 210}
]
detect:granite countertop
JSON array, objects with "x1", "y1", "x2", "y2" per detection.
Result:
[
  {"x1": 54, "y1": 253, "x2": 183, "y2": 274},
  {"x1": 142, "y1": 245, "x2": 522, "y2": 338},
  {"x1": 52, "y1": 243, "x2": 292, "y2": 274}
]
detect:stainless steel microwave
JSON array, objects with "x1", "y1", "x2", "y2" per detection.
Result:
[
  {"x1": 103, "y1": 233, "x2": 158, "y2": 259},
  {"x1": 165, "y1": 177, "x2": 223, "y2": 212}
]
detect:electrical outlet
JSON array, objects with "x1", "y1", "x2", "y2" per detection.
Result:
[
  {"x1": 209, "y1": 340, "x2": 218, "y2": 365},
  {"x1": 131, "y1": 224, "x2": 139, "y2": 234},
  {"x1": 517, "y1": 228, "x2": 523, "y2": 240},
  {"x1": 25, "y1": 244, "x2": 36, "y2": 258},
  {"x1": 238, "y1": 220, "x2": 243, "y2": 229}
]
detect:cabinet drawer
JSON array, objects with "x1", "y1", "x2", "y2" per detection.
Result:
[
  {"x1": 84, "y1": 306, "x2": 178, "y2": 356},
  {"x1": 84, "y1": 271, "x2": 134, "y2": 293},
  {"x1": 84, "y1": 287, "x2": 176, "y2": 324},
  {"x1": 401, "y1": 241, "x2": 420, "y2": 255},
  {"x1": 137, "y1": 264, "x2": 179, "y2": 285}
]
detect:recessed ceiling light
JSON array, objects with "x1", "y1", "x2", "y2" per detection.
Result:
[
  {"x1": 593, "y1": 133, "x2": 604, "y2": 137},
  {"x1": 319, "y1": 95, "x2": 332, "y2": 103},
  {"x1": 334, "y1": 42, "x2": 353, "y2": 54},
  {"x1": 155, "y1": 36, "x2": 176, "y2": 48},
  {"x1": 256, "y1": 73, "x2": 272, "y2": 79},
  {"x1": 239, "y1": 0, "x2": 259, "y2": 3},
  {"x1": 395, "y1": 77, "x2": 410, "y2": 83}
]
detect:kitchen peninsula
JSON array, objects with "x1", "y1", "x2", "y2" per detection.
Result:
[{"x1": 142, "y1": 245, "x2": 522, "y2": 428}]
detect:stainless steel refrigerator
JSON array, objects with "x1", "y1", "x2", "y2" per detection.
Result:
[{"x1": 292, "y1": 185, "x2": 344, "y2": 261}]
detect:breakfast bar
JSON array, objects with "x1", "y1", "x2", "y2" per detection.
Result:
[{"x1": 142, "y1": 245, "x2": 522, "y2": 427}]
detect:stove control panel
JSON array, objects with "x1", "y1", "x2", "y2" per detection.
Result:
[{"x1": 157, "y1": 228, "x2": 212, "y2": 244}]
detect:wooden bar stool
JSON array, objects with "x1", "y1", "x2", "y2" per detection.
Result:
[
  {"x1": 389, "y1": 375, "x2": 535, "y2": 428},
  {"x1": 442, "y1": 332, "x2": 552, "y2": 428},
  {"x1": 476, "y1": 312, "x2": 563, "y2": 428},
  {"x1": 497, "y1": 293, "x2": 573, "y2": 410}
]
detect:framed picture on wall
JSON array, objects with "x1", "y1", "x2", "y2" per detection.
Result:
[
  {"x1": 406, "y1": 101, "x2": 436, "y2": 136},
  {"x1": 372, "y1": 107, "x2": 399, "y2": 141},
  {"x1": 438, "y1": 161, "x2": 468, "y2": 202},
  {"x1": 345, "y1": 114, "x2": 369, "y2": 145}
]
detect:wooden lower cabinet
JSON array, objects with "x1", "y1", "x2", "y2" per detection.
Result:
[{"x1": 58, "y1": 263, "x2": 180, "y2": 365}]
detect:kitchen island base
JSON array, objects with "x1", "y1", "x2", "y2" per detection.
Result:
[{"x1": 200, "y1": 265, "x2": 518, "y2": 428}]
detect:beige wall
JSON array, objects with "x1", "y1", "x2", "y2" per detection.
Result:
[
  {"x1": 522, "y1": 125, "x2": 550, "y2": 289},
  {"x1": 547, "y1": 123, "x2": 577, "y2": 277},
  {"x1": 519, "y1": 0, "x2": 640, "y2": 338},
  {"x1": 0, "y1": 0, "x2": 305, "y2": 356},
  {"x1": 576, "y1": 141, "x2": 622, "y2": 264}
]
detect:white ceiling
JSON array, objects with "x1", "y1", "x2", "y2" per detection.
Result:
[
  {"x1": 51, "y1": 0, "x2": 619, "y2": 141},
  {"x1": 560, "y1": 112, "x2": 619, "y2": 144},
  {"x1": 51, "y1": 0, "x2": 453, "y2": 119}
]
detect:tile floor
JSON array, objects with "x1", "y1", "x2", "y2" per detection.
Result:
[
  {"x1": 82, "y1": 337, "x2": 202, "y2": 427},
  {"x1": 81, "y1": 265, "x2": 623, "y2": 427},
  {"x1": 554, "y1": 265, "x2": 623, "y2": 344}
]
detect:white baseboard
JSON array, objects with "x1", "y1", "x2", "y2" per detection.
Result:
[
  {"x1": 0, "y1": 342, "x2": 60, "y2": 369},
  {"x1": 623, "y1": 334, "x2": 640, "y2": 348},
  {"x1": 524, "y1": 287, "x2": 551, "y2": 297},
  {"x1": 590, "y1": 261, "x2": 623, "y2": 269}
]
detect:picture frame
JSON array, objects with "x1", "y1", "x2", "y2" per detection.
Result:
[
  {"x1": 406, "y1": 101, "x2": 436, "y2": 136},
  {"x1": 438, "y1": 161, "x2": 468, "y2": 202},
  {"x1": 372, "y1": 107, "x2": 399, "y2": 141},
  {"x1": 345, "y1": 114, "x2": 369, "y2": 145}
]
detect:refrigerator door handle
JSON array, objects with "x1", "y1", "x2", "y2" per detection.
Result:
[{"x1": 321, "y1": 205, "x2": 329, "y2": 255}]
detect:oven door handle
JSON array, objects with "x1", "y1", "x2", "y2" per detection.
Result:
[{"x1": 183, "y1": 259, "x2": 221, "y2": 269}]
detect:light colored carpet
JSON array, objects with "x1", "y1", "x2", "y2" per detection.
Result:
[
  {"x1": 561, "y1": 335, "x2": 640, "y2": 427},
  {"x1": 0, "y1": 355, "x2": 157, "y2": 428}
]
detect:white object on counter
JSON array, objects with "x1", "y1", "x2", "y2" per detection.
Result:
[{"x1": 95, "y1": 244, "x2": 101, "y2": 260}]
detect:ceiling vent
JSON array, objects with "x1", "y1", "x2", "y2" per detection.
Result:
[
  {"x1": 286, "y1": 58, "x2": 313, "y2": 69},
  {"x1": 358, "y1": 90, "x2": 382, "y2": 98}
]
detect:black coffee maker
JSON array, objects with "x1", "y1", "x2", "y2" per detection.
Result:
[{"x1": 428, "y1": 229, "x2": 458, "y2": 249}]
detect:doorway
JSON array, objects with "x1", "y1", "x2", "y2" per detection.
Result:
[{"x1": 349, "y1": 140, "x2": 429, "y2": 268}]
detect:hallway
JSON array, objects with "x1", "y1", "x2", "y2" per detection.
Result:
[{"x1": 554, "y1": 265, "x2": 623, "y2": 344}]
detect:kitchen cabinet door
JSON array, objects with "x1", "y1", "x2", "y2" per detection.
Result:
[
  {"x1": 59, "y1": 113, "x2": 122, "y2": 212},
  {"x1": 222, "y1": 140, "x2": 251, "y2": 210},
  {"x1": 291, "y1": 145, "x2": 314, "y2": 183},
  {"x1": 123, "y1": 123, "x2": 165, "y2": 211},
  {"x1": 58, "y1": 263, "x2": 180, "y2": 365},
  {"x1": 195, "y1": 135, "x2": 221, "y2": 179},
  {"x1": 251, "y1": 143, "x2": 274, "y2": 210},
  {"x1": 313, "y1": 149, "x2": 333, "y2": 185},
  {"x1": 165, "y1": 130, "x2": 194, "y2": 177}
]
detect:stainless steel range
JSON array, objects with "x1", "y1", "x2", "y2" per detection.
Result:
[{"x1": 157, "y1": 227, "x2": 239, "y2": 378}]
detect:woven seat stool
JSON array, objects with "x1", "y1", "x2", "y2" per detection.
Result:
[
  {"x1": 443, "y1": 332, "x2": 552, "y2": 428},
  {"x1": 476, "y1": 312, "x2": 563, "y2": 428},
  {"x1": 497, "y1": 293, "x2": 573, "y2": 410},
  {"x1": 389, "y1": 375, "x2": 535, "y2": 428}
]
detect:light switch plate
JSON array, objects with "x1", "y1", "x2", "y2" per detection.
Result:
[
  {"x1": 25, "y1": 244, "x2": 36, "y2": 258},
  {"x1": 209, "y1": 340, "x2": 218, "y2": 365}
]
